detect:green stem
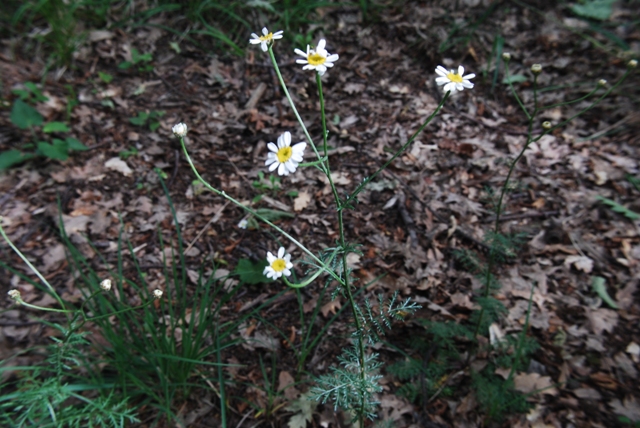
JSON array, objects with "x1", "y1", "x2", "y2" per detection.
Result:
[
  {"x1": 179, "y1": 137, "x2": 345, "y2": 286},
  {"x1": 504, "y1": 61, "x2": 530, "y2": 119},
  {"x1": 0, "y1": 221, "x2": 67, "y2": 312},
  {"x1": 268, "y1": 46, "x2": 325, "y2": 167},
  {"x1": 343, "y1": 91, "x2": 450, "y2": 208}
]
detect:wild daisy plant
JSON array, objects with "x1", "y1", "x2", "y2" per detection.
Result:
[
  {"x1": 470, "y1": 55, "x2": 638, "y2": 340},
  {"x1": 176, "y1": 28, "x2": 478, "y2": 423}
]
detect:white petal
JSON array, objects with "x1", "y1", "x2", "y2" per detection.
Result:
[
  {"x1": 458, "y1": 65, "x2": 465, "y2": 75},
  {"x1": 267, "y1": 142, "x2": 278, "y2": 153},
  {"x1": 277, "y1": 247, "x2": 285, "y2": 258},
  {"x1": 265, "y1": 157, "x2": 277, "y2": 166},
  {"x1": 435, "y1": 66, "x2": 448, "y2": 76},
  {"x1": 317, "y1": 39, "x2": 326, "y2": 51},
  {"x1": 282, "y1": 131, "x2": 291, "y2": 146},
  {"x1": 463, "y1": 73, "x2": 475, "y2": 80},
  {"x1": 278, "y1": 163, "x2": 287, "y2": 175},
  {"x1": 317, "y1": 65, "x2": 327, "y2": 73},
  {"x1": 273, "y1": 31, "x2": 283, "y2": 38},
  {"x1": 261, "y1": 43, "x2": 268, "y2": 52},
  {"x1": 291, "y1": 142, "x2": 306, "y2": 153},
  {"x1": 294, "y1": 48, "x2": 307, "y2": 57},
  {"x1": 262, "y1": 27, "x2": 269, "y2": 35},
  {"x1": 326, "y1": 54, "x2": 339, "y2": 62},
  {"x1": 282, "y1": 268, "x2": 291, "y2": 277},
  {"x1": 462, "y1": 81, "x2": 474, "y2": 88},
  {"x1": 285, "y1": 161, "x2": 298, "y2": 173},
  {"x1": 435, "y1": 76, "x2": 449, "y2": 85},
  {"x1": 303, "y1": 64, "x2": 315, "y2": 70},
  {"x1": 268, "y1": 162, "x2": 279, "y2": 172},
  {"x1": 267, "y1": 252, "x2": 276, "y2": 263},
  {"x1": 249, "y1": 39, "x2": 261, "y2": 45}
]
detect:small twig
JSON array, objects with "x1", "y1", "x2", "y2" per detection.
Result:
[
  {"x1": 396, "y1": 192, "x2": 419, "y2": 248},
  {"x1": 483, "y1": 210, "x2": 559, "y2": 223},
  {"x1": 184, "y1": 201, "x2": 230, "y2": 254},
  {"x1": 168, "y1": 149, "x2": 180, "y2": 189}
]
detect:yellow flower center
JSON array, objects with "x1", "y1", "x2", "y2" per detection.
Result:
[
  {"x1": 277, "y1": 146, "x2": 292, "y2": 163},
  {"x1": 272, "y1": 259, "x2": 286, "y2": 272},
  {"x1": 259, "y1": 32, "x2": 273, "y2": 42},
  {"x1": 446, "y1": 71, "x2": 463, "y2": 83},
  {"x1": 308, "y1": 52, "x2": 326, "y2": 66}
]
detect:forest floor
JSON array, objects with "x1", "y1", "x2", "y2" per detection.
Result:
[{"x1": 1, "y1": 0, "x2": 640, "y2": 427}]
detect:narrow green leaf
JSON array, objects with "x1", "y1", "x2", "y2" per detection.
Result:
[
  {"x1": 571, "y1": 0, "x2": 615, "y2": 21},
  {"x1": 591, "y1": 276, "x2": 618, "y2": 309},
  {"x1": 595, "y1": 195, "x2": 640, "y2": 220},
  {"x1": 503, "y1": 74, "x2": 528, "y2": 84}
]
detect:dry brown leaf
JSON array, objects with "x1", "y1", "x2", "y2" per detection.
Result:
[
  {"x1": 513, "y1": 372, "x2": 558, "y2": 396},
  {"x1": 104, "y1": 157, "x2": 133, "y2": 176},
  {"x1": 278, "y1": 370, "x2": 299, "y2": 400},
  {"x1": 564, "y1": 255, "x2": 593, "y2": 273},
  {"x1": 609, "y1": 396, "x2": 640, "y2": 422},
  {"x1": 586, "y1": 308, "x2": 618, "y2": 335},
  {"x1": 293, "y1": 191, "x2": 311, "y2": 212},
  {"x1": 321, "y1": 299, "x2": 341, "y2": 318}
]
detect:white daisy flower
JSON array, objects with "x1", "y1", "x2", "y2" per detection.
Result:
[
  {"x1": 153, "y1": 289, "x2": 163, "y2": 300},
  {"x1": 249, "y1": 27, "x2": 284, "y2": 52},
  {"x1": 265, "y1": 131, "x2": 306, "y2": 176},
  {"x1": 435, "y1": 65, "x2": 475, "y2": 94},
  {"x1": 263, "y1": 247, "x2": 293, "y2": 280},
  {"x1": 295, "y1": 39, "x2": 339, "y2": 76},
  {"x1": 172, "y1": 122, "x2": 187, "y2": 137},
  {"x1": 238, "y1": 219, "x2": 248, "y2": 229}
]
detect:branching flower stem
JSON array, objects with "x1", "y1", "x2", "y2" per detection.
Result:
[
  {"x1": 343, "y1": 91, "x2": 450, "y2": 209},
  {"x1": 474, "y1": 62, "x2": 634, "y2": 337},
  {"x1": 179, "y1": 138, "x2": 345, "y2": 287}
]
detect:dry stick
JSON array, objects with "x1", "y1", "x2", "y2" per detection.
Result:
[
  {"x1": 184, "y1": 201, "x2": 230, "y2": 254},
  {"x1": 396, "y1": 191, "x2": 419, "y2": 248},
  {"x1": 483, "y1": 210, "x2": 560, "y2": 223}
]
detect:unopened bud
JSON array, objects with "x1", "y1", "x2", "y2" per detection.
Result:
[
  {"x1": 597, "y1": 79, "x2": 607, "y2": 87},
  {"x1": 172, "y1": 123, "x2": 187, "y2": 137},
  {"x1": 153, "y1": 289, "x2": 163, "y2": 300},
  {"x1": 542, "y1": 121, "x2": 552, "y2": 130},
  {"x1": 628, "y1": 59, "x2": 638, "y2": 69},
  {"x1": 502, "y1": 52, "x2": 511, "y2": 62},
  {"x1": 531, "y1": 64, "x2": 542, "y2": 74},
  {"x1": 100, "y1": 279, "x2": 112, "y2": 291}
]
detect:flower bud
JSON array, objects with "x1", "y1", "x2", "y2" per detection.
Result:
[
  {"x1": 597, "y1": 79, "x2": 607, "y2": 87},
  {"x1": 531, "y1": 64, "x2": 542, "y2": 74},
  {"x1": 628, "y1": 59, "x2": 638, "y2": 69},
  {"x1": 502, "y1": 52, "x2": 511, "y2": 62},
  {"x1": 100, "y1": 279, "x2": 112, "y2": 291},
  {"x1": 8, "y1": 289, "x2": 21, "y2": 301},
  {"x1": 172, "y1": 123, "x2": 188, "y2": 137},
  {"x1": 153, "y1": 289, "x2": 163, "y2": 300},
  {"x1": 542, "y1": 121, "x2": 552, "y2": 130}
]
